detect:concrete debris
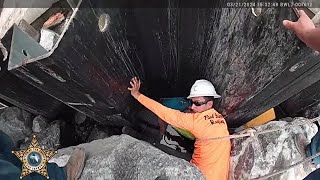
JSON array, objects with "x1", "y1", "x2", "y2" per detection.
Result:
[
  {"x1": 39, "y1": 28, "x2": 60, "y2": 51},
  {"x1": 32, "y1": 115, "x2": 49, "y2": 133}
]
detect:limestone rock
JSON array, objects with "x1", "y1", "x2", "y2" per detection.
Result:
[
  {"x1": 37, "y1": 120, "x2": 60, "y2": 149},
  {"x1": 21, "y1": 120, "x2": 60, "y2": 149},
  {"x1": 32, "y1": 115, "x2": 49, "y2": 133},
  {"x1": 52, "y1": 135, "x2": 204, "y2": 180},
  {"x1": 0, "y1": 107, "x2": 32, "y2": 146},
  {"x1": 230, "y1": 117, "x2": 318, "y2": 180}
]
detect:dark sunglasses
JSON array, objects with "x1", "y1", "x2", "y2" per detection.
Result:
[{"x1": 191, "y1": 100, "x2": 209, "y2": 107}]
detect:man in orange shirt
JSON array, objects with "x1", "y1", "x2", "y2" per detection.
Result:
[{"x1": 128, "y1": 77, "x2": 231, "y2": 180}]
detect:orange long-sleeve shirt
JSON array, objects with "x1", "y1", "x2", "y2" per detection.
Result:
[{"x1": 137, "y1": 94, "x2": 231, "y2": 180}]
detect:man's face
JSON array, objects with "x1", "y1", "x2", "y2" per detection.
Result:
[{"x1": 190, "y1": 96, "x2": 213, "y2": 113}]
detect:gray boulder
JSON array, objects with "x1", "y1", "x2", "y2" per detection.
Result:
[
  {"x1": 21, "y1": 120, "x2": 60, "y2": 150},
  {"x1": 230, "y1": 117, "x2": 318, "y2": 180},
  {"x1": 32, "y1": 115, "x2": 49, "y2": 133},
  {"x1": 0, "y1": 107, "x2": 32, "y2": 146},
  {"x1": 51, "y1": 134, "x2": 204, "y2": 180}
]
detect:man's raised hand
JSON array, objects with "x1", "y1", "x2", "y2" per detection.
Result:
[
  {"x1": 283, "y1": 10, "x2": 316, "y2": 47},
  {"x1": 128, "y1": 77, "x2": 141, "y2": 99}
]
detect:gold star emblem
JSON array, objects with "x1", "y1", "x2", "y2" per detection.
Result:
[{"x1": 12, "y1": 134, "x2": 57, "y2": 179}]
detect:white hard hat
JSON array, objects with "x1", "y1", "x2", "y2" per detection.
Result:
[{"x1": 187, "y1": 79, "x2": 221, "y2": 99}]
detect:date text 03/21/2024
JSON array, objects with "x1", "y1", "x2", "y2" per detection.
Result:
[{"x1": 226, "y1": 2, "x2": 313, "y2": 8}]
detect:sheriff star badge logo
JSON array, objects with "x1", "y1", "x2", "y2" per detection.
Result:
[{"x1": 12, "y1": 135, "x2": 57, "y2": 179}]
